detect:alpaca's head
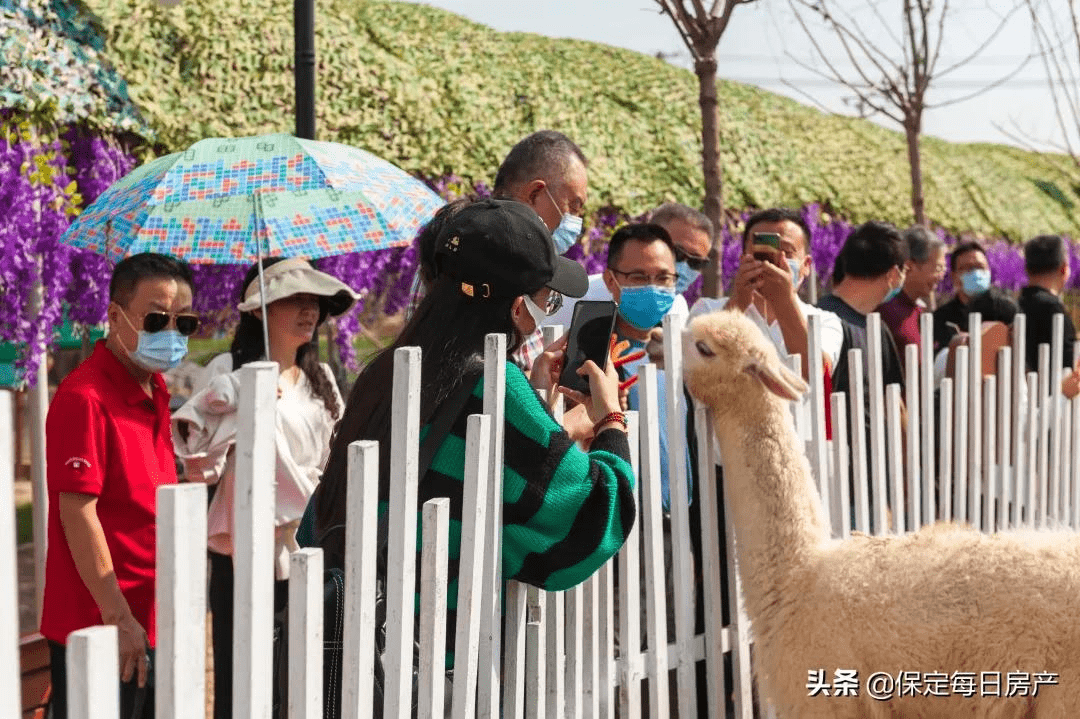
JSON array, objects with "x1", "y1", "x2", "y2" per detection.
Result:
[{"x1": 682, "y1": 309, "x2": 808, "y2": 418}]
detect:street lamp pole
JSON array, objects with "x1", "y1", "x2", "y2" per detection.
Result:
[{"x1": 294, "y1": 0, "x2": 316, "y2": 140}]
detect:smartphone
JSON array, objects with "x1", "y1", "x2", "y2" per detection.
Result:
[
  {"x1": 752, "y1": 231, "x2": 782, "y2": 264},
  {"x1": 559, "y1": 300, "x2": 618, "y2": 395}
]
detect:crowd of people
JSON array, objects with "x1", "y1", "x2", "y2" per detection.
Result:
[{"x1": 37, "y1": 128, "x2": 1079, "y2": 718}]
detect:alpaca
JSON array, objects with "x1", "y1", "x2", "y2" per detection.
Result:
[{"x1": 682, "y1": 309, "x2": 1080, "y2": 719}]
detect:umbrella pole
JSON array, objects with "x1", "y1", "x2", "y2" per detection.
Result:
[{"x1": 256, "y1": 230, "x2": 271, "y2": 362}]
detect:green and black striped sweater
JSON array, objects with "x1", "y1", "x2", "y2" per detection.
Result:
[{"x1": 299, "y1": 360, "x2": 636, "y2": 665}]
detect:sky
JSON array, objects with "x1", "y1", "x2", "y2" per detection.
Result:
[{"x1": 400, "y1": 0, "x2": 1074, "y2": 153}]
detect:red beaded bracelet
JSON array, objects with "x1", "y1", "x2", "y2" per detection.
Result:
[{"x1": 594, "y1": 411, "x2": 628, "y2": 433}]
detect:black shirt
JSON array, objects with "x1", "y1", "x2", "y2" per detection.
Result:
[
  {"x1": 817, "y1": 294, "x2": 905, "y2": 397},
  {"x1": 1018, "y1": 285, "x2": 1076, "y2": 372},
  {"x1": 932, "y1": 289, "x2": 1018, "y2": 352}
]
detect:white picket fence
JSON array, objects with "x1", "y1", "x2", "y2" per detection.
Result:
[{"x1": 4, "y1": 306, "x2": 1079, "y2": 718}]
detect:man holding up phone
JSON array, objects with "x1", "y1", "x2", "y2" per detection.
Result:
[{"x1": 691, "y1": 208, "x2": 843, "y2": 385}]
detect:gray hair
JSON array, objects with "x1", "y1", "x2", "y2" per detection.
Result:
[
  {"x1": 649, "y1": 202, "x2": 714, "y2": 237},
  {"x1": 493, "y1": 130, "x2": 587, "y2": 195},
  {"x1": 903, "y1": 225, "x2": 945, "y2": 264}
]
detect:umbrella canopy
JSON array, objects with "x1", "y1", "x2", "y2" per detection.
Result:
[{"x1": 59, "y1": 132, "x2": 444, "y2": 263}]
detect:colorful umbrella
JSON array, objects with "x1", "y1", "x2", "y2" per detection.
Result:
[
  {"x1": 59, "y1": 133, "x2": 443, "y2": 263},
  {"x1": 59, "y1": 132, "x2": 444, "y2": 354}
]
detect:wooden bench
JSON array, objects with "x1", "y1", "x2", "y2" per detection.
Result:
[{"x1": 21, "y1": 633, "x2": 51, "y2": 719}]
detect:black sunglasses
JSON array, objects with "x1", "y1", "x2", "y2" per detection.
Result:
[
  {"x1": 142, "y1": 311, "x2": 200, "y2": 336},
  {"x1": 674, "y1": 247, "x2": 710, "y2": 272}
]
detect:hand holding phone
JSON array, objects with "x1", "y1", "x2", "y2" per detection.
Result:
[
  {"x1": 752, "y1": 232, "x2": 782, "y2": 266},
  {"x1": 558, "y1": 300, "x2": 618, "y2": 395}
]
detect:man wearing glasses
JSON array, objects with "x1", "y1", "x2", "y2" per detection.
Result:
[
  {"x1": 547, "y1": 202, "x2": 710, "y2": 330},
  {"x1": 42, "y1": 252, "x2": 197, "y2": 719},
  {"x1": 600, "y1": 223, "x2": 685, "y2": 508}
]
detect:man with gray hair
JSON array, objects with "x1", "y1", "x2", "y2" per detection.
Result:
[
  {"x1": 877, "y1": 225, "x2": 946, "y2": 365},
  {"x1": 494, "y1": 130, "x2": 589, "y2": 370},
  {"x1": 493, "y1": 130, "x2": 588, "y2": 247}
]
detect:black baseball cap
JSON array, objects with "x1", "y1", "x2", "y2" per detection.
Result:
[{"x1": 434, "y1": 199, "x2": 588, "y2": 300}]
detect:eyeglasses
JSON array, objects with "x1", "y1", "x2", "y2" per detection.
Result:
[
  {"x1": 674, "y1": 247, "x2": 710, "y2": 272},
  {"x1": 610, "y1": 269, "x2": 678, "y2": 289},
  {"x1": 142, "y1": 311, "x2": 200, "y2": 336}
]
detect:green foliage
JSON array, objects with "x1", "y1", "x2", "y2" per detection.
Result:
[
  {"x1": 16, "y1": 0, "x2": 1080, "y2": 238},
  {"x1": 0, "y1": 0, "x2": 153, "y2": 134}
]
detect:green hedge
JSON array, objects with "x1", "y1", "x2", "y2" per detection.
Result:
[{"x1": 31, "y1": 0, "x2": 1080, "y2": 238}]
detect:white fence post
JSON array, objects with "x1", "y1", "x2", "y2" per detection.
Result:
[
  {"x1": 479, "y1": 333, "x2": 506, "y2": 719},
  {"x1": 618, "y1": 411, "x2": 643, "y2": 719},
  {"x1": 997, "y1": 347, "x2": 1012, "y2": 530},
  {"x1": 807, "y1": 315, "x2": 830, "y2": 523},
  {"x1": 1038, "y1": 345, "x2": 1050, "y2": 528},
  {"x1": 233, "y1": 361, "x2": 278, "y2": 719},
  {"x1": 1012, "y1": 314, "x2": 1027, "y2": 468},
  {"x1": 637, "y1": 364, "x2": 670, "y2": 719},
  {"x1": 419, "y1": 499, "x2": 450, "y2": 719},
  {"x1": 157, "y1": 483, "x2": 208, "y2": 719},
  {"x1": 904, "y1": 344, "x2": 921, "y2": 530},
  {"x1": 919, "y1": 313, "x2": 936, "y2": 526},
  {"x1": 0, "y1": 391, "x2": 17, "y2": 718},
  {"x1": 953, "y1": 347, "x2": 970, "y2": 523},
  {"x1": 1072, "y1": 396, "x2": 1080, "y2": 529},
  {"x1": 525, "y1": 586, "x2": 547, "y2": 719},
  {"x1": 967, "y1": 314, "x2": 983, "y2": 531},
  {"x1": 830, "y1": 393, "x2": 850, "y2": 540},
  {"x1": 1050, "y1": 315, "x2": 1065, "y2": 522},
  {"x1": 1027, "y1": 372, "x2": 1040, "y2": 529},
  {"x1": 67, "y1": 625, "x2": 120, "y2": 719},
  {"x1": 866, "y1": 314, "x2": 888, "y2": 535},
  {"x1": 981, "y1": 377, "x2": 996, "y2": 532},
  {"x1": 885, "y1": 385, "x2": 904, "y2": 535},
  {"x1": 385, "y1": 347, "x2": 422, "y2": 719},
  {"x1": 342, "y1": 440, "x2": 380, "y2": 719},
  {"x1": 451, "y1": 414, "x2": 493, "y2": 719},
  {"x1": 662, "y1": 309, "x2": 697, "y2": 719},
  {"x1": 289, "y1": 548, "x2": 324, "y2": 719},
  {"x1": 939, "y1": 377, "x2": 954, "y2": 522},
  {"x1": 848, "y1": 349, "x2": 870, "y2": 533}
]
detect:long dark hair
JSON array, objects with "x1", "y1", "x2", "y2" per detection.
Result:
[
  {"x1": 314, "y1": 275, "x2": 528, "y2": 559},
  {"x1": 230, "y1": 257, "x2": 342, "y2": 420}
]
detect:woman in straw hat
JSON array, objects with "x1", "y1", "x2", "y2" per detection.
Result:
[{"x1": 173, "y1": 256, "x2": 358, "y2": 719}]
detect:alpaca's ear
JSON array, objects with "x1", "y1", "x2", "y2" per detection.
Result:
[{"x1": 743, "y1": 358, "x2": 809, "y2": 401}]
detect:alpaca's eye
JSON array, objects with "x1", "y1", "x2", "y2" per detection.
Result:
[{"x1": 695, "y1": 340, "x2": 714, "y2": 357}]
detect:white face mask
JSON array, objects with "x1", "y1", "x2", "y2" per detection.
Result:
[{"x1": 522, "y1": 294, "x2": 548, "y2": 332}]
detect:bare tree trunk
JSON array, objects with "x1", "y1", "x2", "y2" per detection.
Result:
[
  {"x1": 904, "y1": 119, "x2": 926, "y2": 226},
  {"x1": 696, "y1": 56, "x2": 725, "y2": 298}
]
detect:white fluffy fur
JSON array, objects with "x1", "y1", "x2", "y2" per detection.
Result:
[{"x1": 681, "y1": 309, "x2": 1080, "y2": 719}]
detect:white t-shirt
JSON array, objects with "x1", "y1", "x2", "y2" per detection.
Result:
[{"x1": 547, "y1": 273, "x2": 689, "y2": 333}]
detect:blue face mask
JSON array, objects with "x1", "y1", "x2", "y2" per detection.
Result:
[
  {"x1": 883, "y1": 284, "x2": 902, "y2": 304},
  {"x1": 960, "y1": 268, "x2": 991, "y2": 297},
  {"x1": 544, "y1": 186, "x2": 583, "y2": 254},
  {"x1": 617, "y1": 284, "x2": 676, "y2": 331},
  {"x1": 119, "y1": 309, "x2": 189, "y2": 372},
  {"x1": 674, "y1": 261, "x2": 700, "y2": 295}
]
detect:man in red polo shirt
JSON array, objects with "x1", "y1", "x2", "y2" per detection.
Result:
[{"x1": 42, "y1": 253, "x2": 196, "y2": 719}]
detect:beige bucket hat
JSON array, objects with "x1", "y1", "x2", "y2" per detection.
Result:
[{"x1": 237, "y1": 258, "x2": 360, "y2": 316}]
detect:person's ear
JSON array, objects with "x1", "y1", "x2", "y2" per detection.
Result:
[
  {"x1": 525, "y1": 179, "x2": 546, "y2": 206},
  {"x1": 510, "y1": 296, "x2": 532, "y2": 335},
  {"x1": 602, "y1": 269, "x2": 620, "y2": 302}
]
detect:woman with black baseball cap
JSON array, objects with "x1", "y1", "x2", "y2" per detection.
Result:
[{"x1": 302, "y1": 199, "x2": 635, "y2": 677}]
